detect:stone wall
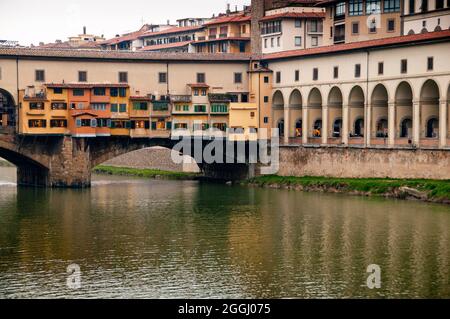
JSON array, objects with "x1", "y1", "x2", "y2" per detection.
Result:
[
  {"x1": 102, "y1": 147, "x2": 200, "y2": 173},
  {"x1": 278, "y1": 146, "x2": 450, "y2": 180}
]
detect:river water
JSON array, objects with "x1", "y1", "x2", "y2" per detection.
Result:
[{"x1": 0, "y1": 167, "x2": 449, "y2": 298}]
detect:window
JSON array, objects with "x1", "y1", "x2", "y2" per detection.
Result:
[
  {"x1": 197, "y1": 73, "x2": 205, "y2": 83},
  {"x1": 309, "y1": 20, "x2": 319, "y2": 32},
  {"x1": 51, "y1": 102, "x2": 67, "y2": 110},
  {"x1": 378, "y1": 62, "x2": 384, "y2": 75},
  {"x1": 355, "y1": 64, "x2": 361, "y2": 78},
  {"x1": 29, "y1": 102, "x2": 45, "y2": 110},
  {"x1": 211, "y1": 104, "x2": 228, "y2": 113},
  {"x1": 311, "y1": 36, "x2": 318, "y2": 47},
  {"x1": 333, "y1": 66, "x2": 339, "y2": 79},
  {"x1": 264, "y1": 96, "x2": 269, "y2": 103},
  {"x1": 241, "y1": 94, "x2": 248, "y2": 103},
  {"x1": 119, "y1": 104, "x2": 127, "y2": 112},
  {"x1": 295, "y1": 70, "x2": 299, "y2": 82},
  {"x1": 313, "y1": 68, "x2": 318, "y2": 81},
  {"x1": 366, "y1": 0, "x2": 381, "y2": 14},
  {"x1": 369, "y1": 18, "x2": 377, "y2": 33},
  {"x1": 271, "y1": 38, "x2": 274, "y2": 47},
  {"x1": 295, "y1": 36, "x2": 302, "y2": 47},
  {"x1": 436, "y1": 0, "x2": 444, "y2": 9},
  {"x1": 401, "y1": 59, "x2": 408, "y2": 74},
  {"x1": 264, "y1": 38, "x2": 268, "y2": 48},
  {"x1": 110, "y1": 88, "x2": 118, "y2": 97},
  {"x1": 111, "y1": 104, "x2": 118, "y2": 112},
  {"x1": 352, "y1": 22, "x2": 359, "y2": 34},
  {"x1": 409, "y1": 0, "x2": 415, "y2": 14},
  {"x1": 159, "y1": 72, "x2": 167, "y2": 83},
  {"x1": 277, "y1": 37, "x2": 280, "y2": 47},
  {"x1": 194, "y1": 105, "x2": 206, "y2": 113},
  {"x1": 201, "y1": 89, "x2": 207, "y2": 96},
  {"x1": 183, "y1": 105, "x2": 189, "y2": 111},
  {"x1": 261, "y1": 20, "x2": 282, "y2": 35},
  {"x1": 153, "y1": 102, "x2": 169, "y2": 111},
  {"x1": 387, "y1": 19, "x2": 395, "y2": 32},
  {"x1": 119, "y1": 87, "x2": 127, "y2": 97},
  {"x1": 295, "y1": 19, "x2": 301, "y2": 28},
  {"x1": 335, "y1": 2, "x2": 346, "y2": 16},
  {"x1": 234, "y1": 72, "x2": 242, "y2": 84},
  {"x1": 421, "y1": 0, "x2": 428, "y2": 12},
  {"x1": 427, "y1": 57, "x2": 434, "y2": 71},
  {"x1": 264, "y1": 117, "x2": 269, "y2": 124},
  {"x1": 119, "y1": 72, "x2": 128, "y2": 83},
  {"x1": 133, "y1": 102, "x2": 148, "y2": 110},
  {"x1": 50, "y1": 120, "x2": 67, "y2": 128},
  {"x1": 194, "y1": 89, "x2": 199, "y2": 96},
  {"x1": 28, "y1": 119, "x2": 46, "y2": 128},
  {"x1": 53, "y1": 88, "x2": 63, "y2": 94},
  {"x1": 73, "y1": 89, "x2": 84, "y2": 96},
  {"x1": 78, "y1": 71, "x2": 87, "y2": 82},
  {"x1": 349, "y1": 0, "x2": 363, "y2": 15},
  {"x1": 276, "y1": 71, "x2": 281, "y2": 83},
  {"x1": 264, "y1": 76, "x2": 269, "y2": 83},
  {"x1": 35, "y1": 70, "x2": 45, "y2": 82},
  {"x1": 384, "y1": 0, "x2": 400, "y2": 12},
  {"x1": 93, "y1": 87, "x2": 106, "y2": 96},
  {"x1": 91, "y1": 103, "x2": 107, "y2": 111}
]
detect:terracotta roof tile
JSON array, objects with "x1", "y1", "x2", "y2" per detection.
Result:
[
  {"x1": 262, "y1": 30, "x2": 450, "y2": 60},
  {"x1": 192, "y1": 37, "x2": 250, "y2": 44},
  {"x1": 205, "y1": 14, "x2": 251, "y2": 25},
  {"x1": 139, "y1": 25, "x2": 203, "y2": 38},
  {"x1": 188, "y1": 83, "x2": 210, "y2": 88}
]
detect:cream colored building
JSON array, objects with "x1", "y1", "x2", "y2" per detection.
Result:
[{"x1": 402, "y1": 0, "x2": 450, "y2": 35}]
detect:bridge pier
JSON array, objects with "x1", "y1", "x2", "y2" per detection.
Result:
[{"x1": 200, "y1": 163, "x2": 257, "y2": 181}]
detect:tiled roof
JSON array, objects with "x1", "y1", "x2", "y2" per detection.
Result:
[
  {"x1": 139, "y1": 41, "x2": 192, "y2": 51},
  {"x1": 46, "y1": 83, "x2": 129, "y2": 88},
  {"x1": 0, "y1": 47, "x2": 251, "y2": 61},
  {"x1": 36, "y1": 41, "x2": 102, "y2": 50},
  {"x1": 205, "y1": 14, "x2": 251, "y2": 26},
  {"x1": 139, "y1": 25, "x2": 203, "y2": 38},
  {"x1": 192, "y1": 37, "x2": 250, "y2": 45},
  {"x1": 260, "y1": 12, "x2": 326, "y2": 22},
  {"x1": 262, "y1": 30, "x2": 450, "y2": 60}
]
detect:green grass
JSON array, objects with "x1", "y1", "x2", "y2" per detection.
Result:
[
  {"x1": 93, "y1": 165, "x2": 200, "y2": 180},
  {"x1": 245, "y1": 175, "x2": 450, "y2": 203}
]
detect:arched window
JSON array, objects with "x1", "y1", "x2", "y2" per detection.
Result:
[
  {"x1": 295, "y1": 119, "x2": 302, "y2": 137},
  {"x1": 332, "y1": 119, "x2": 342, "y2": 137},
  {"x1": 354, "y1": 118, "x2": 364, "y2": 137},
  {"x1": 313, "y1": 119, "x2": 322, "y2": 137},
  {"x1": 400, "y1": 118, "x2": 412, "y2": 138},
  {"x1": 376, "y1": 119, "x2": 388, "y2": 138},
  {"x1": 426, "y1": 118, "x2": 439, "y2": 138},
  {"x1": 278, "y1": 119, "x2": 285, "y2": 137}
]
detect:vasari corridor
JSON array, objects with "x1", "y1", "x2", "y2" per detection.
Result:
[{"x1": 0, "y1": 0, "x2": 449, "y2": 309}]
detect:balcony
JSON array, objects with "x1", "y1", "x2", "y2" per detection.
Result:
[{"x1": 219, "y1": 33, "x2": 228, "y2": 38}]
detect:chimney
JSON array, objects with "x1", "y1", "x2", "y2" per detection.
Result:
[
  {"x1": 235, "y1": 5, "x2": 238, "y2": 12},
  {"x1": 39, "y1": 42, "x2": 44, "y2": 46},
  {"x1": 83, "y1": 26, "x2": 86, "y2": 34},
  {"x1": 55, "y1": 40, "x2": 62, "y2": 43},
  {"x1": 167, "y1": 19, "x2": 170, "y2": 25},
  {"x1": 226, "y1": 3, "x2": 231, "y2": 14}
]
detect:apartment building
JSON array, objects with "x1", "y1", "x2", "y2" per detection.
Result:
[{"x1": 402, "y1": 0, "x2": 450, "y2": 34}]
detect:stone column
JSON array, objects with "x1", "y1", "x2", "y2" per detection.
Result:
[
  {"x1": 365, "y1": 103, "x2": 371, "y2": 146},
  {"x1": 388, "y1": 102, "x2": 396, "y2": 147},
  {"x1": 322, "y1": 105, "x2": 328, "y2": 144},
  {"x1": 284, "y1": 106, "x2": 290, "y2": 144},
  {"x1": 439, "y1": 99, "x2": 447, "y2": 148},
  {"x1": 342, "y1": 104, "x2": 349, "y2": 145},
  {"x1": 302, "y1": 106, "x2": 308, "y2": 144},
  {"x1": 413, "y1": 100, "x2": 420, "y2": 146}
]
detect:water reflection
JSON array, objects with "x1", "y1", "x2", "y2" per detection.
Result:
[{"x1": 0, "y1": 170, "x2": 448, "y2": 298}]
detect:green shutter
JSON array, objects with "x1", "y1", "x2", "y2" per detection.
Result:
[
  {"x1": 125, "y1": 121, "x2": 131, "y2": 129},
  {"x1": 151, "y1": 121, "x2": 157, "y2": 130},
  {"x1": 166, "y1": 121, "x2": 172, "y2": 130},
  {"x1": 111, "y1": 104, "x2": 118, "y2": 112}
]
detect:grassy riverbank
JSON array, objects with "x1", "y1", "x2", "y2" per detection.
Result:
[
  {"x1": 93, "y1": 165, "x2": 200, "y2": 180},
  {"x1": 245, "y1": 175, "x2": 450, "y2": 204}
]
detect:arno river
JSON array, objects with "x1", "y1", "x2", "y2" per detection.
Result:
[{"x1": 0, "y1": 166, "x2": 449, "y2": 298}]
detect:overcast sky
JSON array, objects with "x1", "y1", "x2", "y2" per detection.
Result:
[{"x1": 0, "y1": 0, "x2": 251, "y2": 46}]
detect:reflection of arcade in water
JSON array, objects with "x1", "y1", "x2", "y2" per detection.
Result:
[{"x1": 0, "y1": 89, "x2": 16, "y2": 128}]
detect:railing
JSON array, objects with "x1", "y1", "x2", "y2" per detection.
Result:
[
  {"x1": 208, "y1": 93, "x2": 232, "y2": 102},
  {"x1": 170, "y1": 95, "x2": 191, "y2": 103}
]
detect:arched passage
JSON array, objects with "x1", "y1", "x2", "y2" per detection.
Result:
[
  {"x1": 420, "y1": 79, "x2": 440, "y2": 146},
  {"x1": 307, "y1": 88, "x2": 322, "y2": 143},
  {"x1": 0, "y1": 146, "x2": 49, "y2": 187},
  {"x1": 0, "y1": 88, "x2": 16, "y2": 129},
  {"x1": 272, "y1": 90, "x2": 284, "y2": 137},
  {"x1": 348, "y1": 86, "x2": 365, "y2": 144},
  {"x1": 371, "y1": 84, "x2": 389, "y2": 144},
  {"x1": 395, "y1": 81, "x2": 413, "y2": 143},
  {"x1": 288, "y1": 89, "x2": 302, "y2": 141},
  {"x1": 327, "y1": 86, "x2": 343, "y2": 143}
]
